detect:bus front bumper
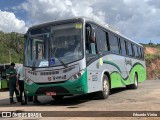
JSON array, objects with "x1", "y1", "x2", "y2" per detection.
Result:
[{"x1": 24, "y1": 71, "x2": 88, "y2": 96}]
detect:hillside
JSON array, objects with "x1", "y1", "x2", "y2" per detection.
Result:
[
  {"x1": 144, "y1": 45, "x2": 160, "y2": 80},
  {"x1": 0, "y1": 31, "x2": 24, "y2": 63}
]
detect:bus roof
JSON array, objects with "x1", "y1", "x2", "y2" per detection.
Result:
[
  {"x1": 28, "y1": 17, "x2": 143, "y2": 47},
  {"x1": 29, "y1": 17, "x2": 84, "y2": 30}
]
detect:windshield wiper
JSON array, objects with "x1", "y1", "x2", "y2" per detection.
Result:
[
  {"x1": 55, "y1": 55, "x2": 68, "y2": 68},
  {"x1": 51, "y1": 47, "x2": 68, "y2": 68}
]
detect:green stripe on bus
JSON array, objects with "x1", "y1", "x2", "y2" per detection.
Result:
[
  {"x1": 103, "y1": 60, "x2": 121, "y2": 73},
  {"x1": 110, "y1": 63, "x2": 146, "y2": 88}
]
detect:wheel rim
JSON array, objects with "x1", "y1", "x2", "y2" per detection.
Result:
[
  {"x1": 103, "y1": 78, "x2": 109, "y2": 95},
  {"x1": 135, "y1": 75, "x2": 138, "y2": 87}
]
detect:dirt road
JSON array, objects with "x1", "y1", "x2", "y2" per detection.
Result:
[{"x1": 0, "y1": 80, "x2": 160, "y2": 119}]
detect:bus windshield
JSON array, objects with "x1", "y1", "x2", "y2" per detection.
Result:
[{"x1": 24, "y1": 22, "x2": 83, "y2": 68}]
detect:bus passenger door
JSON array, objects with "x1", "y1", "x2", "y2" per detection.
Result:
[{"x1": 85, "y1": 23, "x2": 101, "y2": 92}]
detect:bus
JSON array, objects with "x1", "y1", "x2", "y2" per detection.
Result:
[
  {"x1": 24, "y1": 17, "x2": 146, "y2": 100},
  {"x1": 0, "y1": 64, "x2": 10, "y2": 90}
]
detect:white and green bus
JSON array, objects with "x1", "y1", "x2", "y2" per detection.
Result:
[{"x1": 24, "y1": 17, "x2": 146, "y2": 100}]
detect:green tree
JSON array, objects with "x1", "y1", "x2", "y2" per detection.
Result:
[{"x1": 0, "y1": 32, "x2": 24, "y2": 64}]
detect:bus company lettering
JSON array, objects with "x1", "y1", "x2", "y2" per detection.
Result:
[
  {"x1": 53, "y1": 75, "x2": 66, "y2": 80},
  {"x1": 125, "y1": 59, "x2": 132, "y2": 66}
]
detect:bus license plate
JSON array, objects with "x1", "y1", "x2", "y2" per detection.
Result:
[{"x1": 46, "y1": 92, "x2": 56, "y2": 96}]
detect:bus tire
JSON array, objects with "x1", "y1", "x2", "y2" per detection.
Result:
[
  {"x1": 97, "y1": 74, "x2": 110, "y2": 99},
  {"x1": 52, "y1": 95, "x2": 64, "y2": 101},
  {"x1": 127, "y1": 73, "x2": 138, "y2": 89}
]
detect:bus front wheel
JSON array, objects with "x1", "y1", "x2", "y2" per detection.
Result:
[{"x1": 97, "y1": 74, "x2": 110, "y2": 99}]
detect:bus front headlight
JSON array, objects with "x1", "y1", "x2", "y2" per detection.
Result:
[
  {"x1": 25, "y1": 77, "x2": 33, "y2": 85},
  {"x1": 69, "y1": 70, "x2": 85, "y2": 82}
]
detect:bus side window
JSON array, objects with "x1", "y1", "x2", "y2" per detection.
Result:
[
  {"x1": 131, "y1": 43, "x2": 134, "y2": 57},
  {"x1": 85, "y1": 24, "x2": 97, "y2": 55},
  {"x1": 96, "y1": 27, "x2": 109, "y2": 52},
  {"x1": 141, "y1": 48, "x2": 144, "y2": 59},
  {"x1": 138, "y1": 47, "x2": 142, "y2": 59},
  {"x1": 124, "y1": 41, "x2": 128, "y2": 56},
  {"x1": 106, "y1": 33, "x2": 110, "y2": 51},
  {"x1": 118, "y1": 38, "x2": 121, "y2": 54},
  {"x1": 139, "y1": 47, "x2": 143, "y2": 59},
  {"x1": 109, "y1": 33, "x2": 119, "y2": 54},
  {"x1": 134, "y1": 45, "x2": 139, "y2": 58},
  {"x1": 121, "y1": 39, "x2": 127, "y2": 56},
  {"x1": 90, "y1": 43, "x2": 96, "y2": 54},
  {"x1": 86, "y1": 26, "x2": 91, "y2": 54},
  {"x1": 86, "y1": 27, "x2": 90, "y2": 54},
  {"x1": 137, "y1": 46, "x2": 140, "y2": 58},
  {"x1": 128, "y1": 42, "x2": 133, "y2": 57}
]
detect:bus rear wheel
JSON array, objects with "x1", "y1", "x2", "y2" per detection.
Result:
[
  {"x1": 52, "y1": 95, "x2": 64, "y2": 101},
  {"x1": 97, "y1": 74, "x2": 110, "y2": 99},
  {"x1": 126, "y1": 74, "x2": 138, "y2": 89}
]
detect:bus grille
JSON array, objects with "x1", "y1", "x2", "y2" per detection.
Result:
[{"x1": 35, "y1": 86, "x2": 69, "y2": 95}]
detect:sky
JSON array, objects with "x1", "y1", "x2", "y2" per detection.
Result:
[{"x1": 0, "y1": 0, "x2": 160, "y2": 44}]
